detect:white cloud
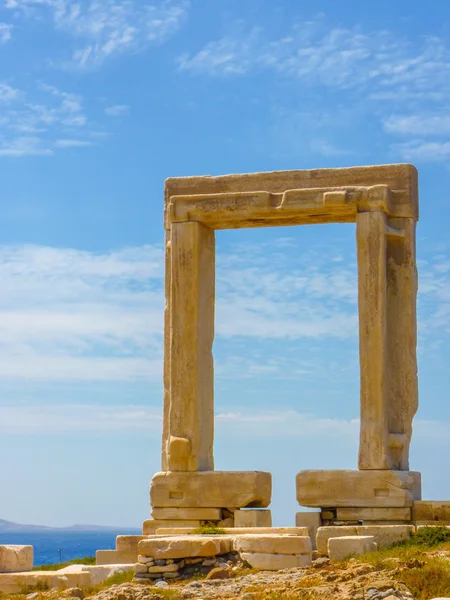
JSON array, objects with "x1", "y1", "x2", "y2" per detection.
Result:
[
  {"x1": 392, "y1": 140, "x2": 450, "y2": 162},
  {"x1": 384, "y1": 115, "x2": 450, "y2": 136},
  {"x1": 178, "y1": 18, "x2": 450, "y2": 163},
  {"x1": 0, "y1": 82, "x2": 114, "y2": 156},
  {"x1": 1, "y1": 400, "x2": 449, "y2": 441},
  {"x1": 104, "y1": 104, "x2": 129, "y2": 117},
  {"x1": 54, "y1": 138, "x2": 93, "y2": 147},
  {"x1": 0, "y1": 83, "x2": 19, "y2": 102},
  {"x1": 178, "y1": 21, "x2": 449, "y2": 99},
  {"x1": 0, "y1": 23, "x2": 13, "y2": 43},
  {"x1": 0, "y1": 238, "x2": 448, "y2": 383},
  {"x1": 8, "y1": 0, "x2": 189, "y2": 68},
  {"x1": 0, "y1": 403, "x2": 163, "y2": 434},
  {"x1": 0, "y1": 136, "x2": 53, "y2": 156}
]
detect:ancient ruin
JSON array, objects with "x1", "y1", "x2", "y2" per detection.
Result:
[
  {"x1": 5, "y1": 163, "x2": 450, "y2": 594},
  {"x1": 149, "y1": 163, "x2": 421, "y2": 529}
]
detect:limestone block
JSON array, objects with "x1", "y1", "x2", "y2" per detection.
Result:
[
  {"x1": 296, "y1": 512, "x2": 321, "y2": 550},
  {"x1": 155, "y1": 526, "x2": 309, "y2": 536},
  {"x1": 336, "y1": 508, "x2": 411, "y2": 522},
  {"x1": 165, "y1": 164, "x2": 418, "y2": 230},
  {"x1": 412, "y1": 501, "x2": 450, "y2": 522},
  {"x1": 234, "y1": 510, "x2": 272, "y2": 528},
  {"x1": 296, "y1": 470, "x2": 421, "y2": 508},
  {"x1": 218, "y1": 517, "x2": 234, "y2": 528},
  {"x1": 151, "y1": 508, "x2": 222, "y2": 521},
  {"x1": 115, "y1": 536, "x2": 146, "y2": 559},
  {"x1": 0, "y1": 545, "x2": 33, "y2": 573},
  {"x1": 143, "y1": 519, "x2": 202, "y2": 535},
  {"x1": 150, "y1": 471, "x2": 272, "y2": 508},
  {"x1": 234, "y1": 535, "x2": 311, "y2": 555},
  {"x1": 95, "y1": 550, "x2": 135, "y2": 565},
  {"x1": 316, "y1": 525, "x2": 414, "y2": 554},
  {"x1": 138, "y1": 537, "x2": 222, "y2": 559},
  {"x1": 148, "y1": 563, "x2": 179, "y2": 573},
  {"x1": 328, "y1": 536, "x2": 377, "y2": 562},
  {"x1": 240, "y1": 552, "x2": 312, "y2": 570},
  {"x1": 0, "y1": 572, "x2": 68, "y2": 594}
]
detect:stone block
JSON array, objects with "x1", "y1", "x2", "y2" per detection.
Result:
[
  {"x1": 95, "y1": 550, "x2": 135, "y2": 565},
  {"x1": 234, "y1": 535, "x2": 311, "y2": 555},
  {"x1": 150, "y1": 471, "x2": 272, "y2": 508},
  {"x1": 316, "y1": 525, "x2": 414, "y2": 554},
  {"x1": 148, "y1": 563, "x2": 179, "y2": 573},
  {"x1": 151, "y1": 508, "x2": 222, "y2": 521},
  {"x1": 328, "y1": 536, "x2": 377, "y2": 562},
  {"x1": 115, "y1": 536, "x2": 146, "y2": 558},
  {"x1": 336, "y1": 508, "x2": 412, "y2": 522},
  {"x1": 0, "y1": 546, "x2": 33, "y2": 573},
  {"x1": 412, "y1": 501, "x2": 450, "y2": 522},
  {"x1": 138, "y1": 537, "x2": 222, "y2": 559},
  {"x1": 234, "y1": 509, "x2": 272, "y2": 528},
  {"x1": 295, "y1": 512, "x2": 321, "y2": 550},
  {"x1": 155, "y1": 526, "x2": 309, "y2": 536},
  {"x1": 240, "y1": 552, "x2": 312, "y2": 570},
  {"x1": 296, "y1": 470, "x2": 421, "y2": 508},
  {"x1": 142, "y1": 519, "x2": 202, "y2": 535}
]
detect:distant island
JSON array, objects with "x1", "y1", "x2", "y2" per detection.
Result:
[{"x1": 0, "y1": 519, "x2": 140, "y2": 533}]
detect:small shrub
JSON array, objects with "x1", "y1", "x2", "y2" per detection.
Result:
[
  {"x1": 400, "y1": 526, "x2": 450, "y2": 547},
  {"x1": 396, "y1": 558, "x2": 450, "y2": 600},
  {"x1": 194, "y1": 522, "x2": 225, "y2": 535}
]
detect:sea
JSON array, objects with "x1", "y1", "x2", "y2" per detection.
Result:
[{"x1": 0, "y1": 530, "x2": 140, "y2": 566}]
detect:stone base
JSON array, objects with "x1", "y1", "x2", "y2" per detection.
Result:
[
  {"x1": 143, "y1": 519, "x2": 203, "y2": 535},
  {"x1": 150, "y1": 471, "x2": 272, "y2": 509},
  {"x1": 296, "y1": 470, "x2": 421, "y2": 508},
  {"x1": 234, "y1": 509, "x2": 272, "y2": 528},
  {"x1": 151, "y1": 508, "x2": 223, "y2": 521},
  {"x1": 240, "y1": 552, "x2": 311, "y2": 570},
  {"x1": 296, "y1": 512, "x2": 321, "y2": 550},
  {"x1": 137, "y1": 532, "x2": 312, "y2": 574},
  {"x1": 328, "y1": 536, "x2": 377, "y2": 563},
  {"x1": 316, "y1": 525, "x2": 414, "y2": 554},
  {"x1": 412, "y1": 501, "x2": 450, "y2": 522}
]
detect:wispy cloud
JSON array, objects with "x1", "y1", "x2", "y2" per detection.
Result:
[
  {"x1": 7, "y1": 0, "x2": 189, "y2": 69},
  {"x1": 0, "y1": 136, "x2": 53, "y2": 156},
  {"x1": 384, "y1": 115, "x2": 450, "y2": 136},
  {"x1": 2, "y1": 401, "x2": 449, "y2": 441},
  {"x1": 178, "y1": 21, "x2": 449, "y2": 98},
  {"x1": 0, "y1": 23, "x2": 13, "y2": 43},
  {"x1": 392, "y1": 140, "x2": 450, "y2": 162},
  {"x1": 178, "y1": 18, "x2": 450, "y2": 162},
  {"x1": 0, "y1": 82, "x2": 111, "y2": 156},
  {"x1": 105, "y1": 104, "x2": 129, "y2": 117},
  {"x1": 0, "y1": 238, "x2": 449, "y2": 383},
  {"x1": 54, "y1": 138, "x2": 93, "y2": 147},
  {"x1": 0, "y1": 83, "x2": 19, "y2": 102}
]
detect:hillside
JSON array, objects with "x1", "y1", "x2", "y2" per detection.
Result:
[{"x1": 0, "y1": 519, "x2": 139, "y2": 533}]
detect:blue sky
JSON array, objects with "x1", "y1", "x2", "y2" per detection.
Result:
[{"x1": 1, "y1": 0, "x2": 450, "y2": 528}]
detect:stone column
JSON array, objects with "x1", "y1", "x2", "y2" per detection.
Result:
[
  {"x1": 166, "y1": 221, "x2": 215, "y2": 472},
  {"x1": 357, "y1": 212, "x2": 418, "y2": 471},
  {"x1": 385, "y1": 217, "x2": 418, "y2": 471},
  {"x1": 357, "y1": 210, "x2": 390, "y2": 470},
  {"x1": 161, "y1": 229, "x2": 172, "y2": 471}
]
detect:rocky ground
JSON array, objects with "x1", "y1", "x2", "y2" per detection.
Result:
[
  {"x1": 14, "y1": 556, "x2": 430, "y2": 600},
  {"x1": 86, "y1": 558, "x2": 414, "y2": 600}
]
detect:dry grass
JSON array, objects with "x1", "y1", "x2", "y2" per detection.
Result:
[{"x1": 396, "y1": 557, "x2": 450, "y2": 600}]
